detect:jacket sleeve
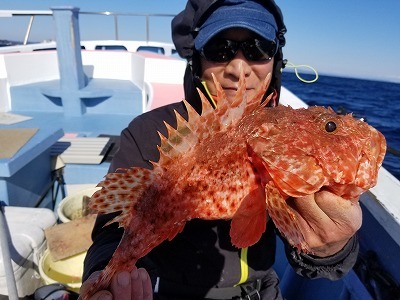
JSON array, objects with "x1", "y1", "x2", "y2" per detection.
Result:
[{"x1": 284, "y1": 234, "x2": 359, "y2": 280}]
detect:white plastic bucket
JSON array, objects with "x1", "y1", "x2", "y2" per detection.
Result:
[
  {"x1": 57, "y1": 187, "x2": 100, "y2": 223},
  {"x1": 38, "y1": 249, "x2": 86, "y2": 292}
]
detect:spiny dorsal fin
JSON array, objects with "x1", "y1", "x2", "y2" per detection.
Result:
[
  {"x1": 212, "y1": 69, "x2": 271, "y2": 127},
  {"x1": 89, "y1": 70, "x2": 272, "y2": 229},
  {"x1": 174, "y1": 110, "x2": 199, "y2": 147},
  {"x1": 244, "y1": 73, "x2": 272, "y2": 114},
  {"x1": 158, "y1": 68, "x2": 271, "y2": 164},
  {"x1": 157, "y1": 131, "x2": 180, "y2": 161}
]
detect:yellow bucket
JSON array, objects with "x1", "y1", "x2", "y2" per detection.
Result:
[{"x1": 39, "y1": 249, "x2": 86, "y2": 292}]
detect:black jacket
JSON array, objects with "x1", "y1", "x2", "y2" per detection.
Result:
[{"x1": 83, "y1": 101, "x2": 359, "y2": 299}]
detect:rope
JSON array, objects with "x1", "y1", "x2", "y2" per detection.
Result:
[{"x1": 284, "y1": 60, "x2": 319, "y2": 83}]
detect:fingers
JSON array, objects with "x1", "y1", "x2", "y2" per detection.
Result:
[
  {"x1": 80, "y1": 271, "x2": 111, "y2": 300},
  {"x1": 138, "y1": 268, "x2": 153, "y2": 300},
  {"x1": 129, "y1": 268, "x2": 143, "y2": 299},
  {"x1": 80, "y1": 268, "x2": 153, "y2": 300},
  {"x1": 315, "y1": 191, "x2": 362, "y2": 233},
  {"x1": 109, "y1": 268, "x2": 153, "y2": 300},
  {"x1": 288, "y1": 190, "x2": 362, "y2": 256},
  {"x1": 110, "y1": 269, "x2": 133, "y2": 300},
  {"x1": 299, "y1": 190, "x2": 362, "y2": 233}
]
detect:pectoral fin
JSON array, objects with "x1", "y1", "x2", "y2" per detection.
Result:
[
  {"x1": 265, "y1": 182, "x2": 310, "y2": 252},
  {"x1": 230, "y1": 185, "x2": 267, "y2": 248}
]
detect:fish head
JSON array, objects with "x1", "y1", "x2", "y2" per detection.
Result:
[{"x1": 247, "y1": 105, "x2": 387, "y2": 199}]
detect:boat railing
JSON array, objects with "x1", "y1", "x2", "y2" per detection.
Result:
[{"x1": 0, "y1": 9, "x2": 175, "y2": 45}]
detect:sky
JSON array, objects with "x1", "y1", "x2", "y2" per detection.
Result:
[{"x1": 0, "y1": 0, "x2": 399, "y2": 83}]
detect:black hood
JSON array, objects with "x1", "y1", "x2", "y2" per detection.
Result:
[{"x1": 172, "y1": 0, "x2": 287, "y2": 113}]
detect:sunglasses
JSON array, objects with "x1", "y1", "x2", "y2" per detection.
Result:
[{"x1": 200, "y1": 38, "x2": 278, "y2": 63}]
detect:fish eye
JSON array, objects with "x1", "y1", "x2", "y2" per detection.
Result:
[{"x1": 325, "y1": 121, "x2": 337, "y2": 133}]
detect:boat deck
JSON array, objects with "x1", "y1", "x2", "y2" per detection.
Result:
[{"x1": 0, "y1": 110, "x2": 135, "y2": 208}]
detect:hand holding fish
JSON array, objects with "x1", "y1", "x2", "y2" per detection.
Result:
[
  {"x1": 289, "y1": 190, "x2": 362, "y2": 257},
  {"x1": 80, "y1": 267, "x2": 152, "y2": 300}
]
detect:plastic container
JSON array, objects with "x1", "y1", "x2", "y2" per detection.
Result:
[
  {"x1": 0, "y1": 207, "x2": 57, "y2": 297},
  {"x1": 38, "y1": 249, "x2": 86, "y2": 292},
  {"x1": 57, "y1": 187, "x2": 100, "y2": 223}
]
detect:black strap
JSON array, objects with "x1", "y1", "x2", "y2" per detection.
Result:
[
  {"x1": 205, "y1": 280, "x2": 261, "y2": 299},
  {"x1": 158, "y1": 278, "x2": 262, "y2": 299}
]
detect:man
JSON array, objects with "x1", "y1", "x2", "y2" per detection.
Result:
[{"x1": 80, "y1": 1, "x2": 361, "y2": 299}]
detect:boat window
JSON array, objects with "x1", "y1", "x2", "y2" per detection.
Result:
[
  {"x1": 33, "y1": 45, "x2": 85, "y2": 51},
  {"x1": 137, "y1": 46, "x2": 165, "y2": 55},
  {"x1": 33, "y1": 48, "x2": 57, "y2": 51},
  {"x1": 95, "y1": 45, "x2": 127, "y2": 51}
]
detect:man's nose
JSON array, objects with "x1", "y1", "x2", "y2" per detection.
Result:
[{"x1": 224, "y1": 50, "x2": 252, "y2": 77}]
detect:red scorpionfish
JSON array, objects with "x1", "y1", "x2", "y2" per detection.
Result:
[{"x1": 84, "y1": 70, "x2": 386, "y2": 298}]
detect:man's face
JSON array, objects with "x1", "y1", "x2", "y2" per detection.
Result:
[{"x1": 200, "y1": 28, "x2": 274, "y2": 104}]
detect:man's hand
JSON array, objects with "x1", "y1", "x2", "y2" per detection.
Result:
[
  {"x1": 79, "y1": 267, "x2": 153, "y2": 300},
  {"x1": 288, "y1": 190, "x2": 362, "y2": 257}
]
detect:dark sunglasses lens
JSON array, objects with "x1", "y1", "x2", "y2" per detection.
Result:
[
  {"x1": 202, "y1": 39, "x2": 237, "y2": 62},
  {"x1": 202, "y1": 38, "x2": 277, "y2": 62},
  {"x1": 242, "y1": 39, "x2": 277, "y2": 61}
]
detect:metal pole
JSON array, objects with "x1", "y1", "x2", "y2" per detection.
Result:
[
  {"x1": 23, "y1": 15, "x2": 35, "y2": 45},
  {"x1": 0, "y1": 202, "x2": 19, "y2": 300},
  {"x1": 114, "y1": 15, "x2": 119, "y2": 40},
  {"x1": 145, "y1": 15, "x2": 149, "y2": 42},
  {"x1": 51, "y1": 6, "x2": 86, "y2": 116}
]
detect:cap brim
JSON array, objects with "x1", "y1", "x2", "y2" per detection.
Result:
[{"x1": 194, "y1": 7, "x2": 277, "y2": 50}]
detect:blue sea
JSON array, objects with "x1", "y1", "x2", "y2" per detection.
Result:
[{"x1": 281, "y1": 71, "x2": 400, "y2": 180}]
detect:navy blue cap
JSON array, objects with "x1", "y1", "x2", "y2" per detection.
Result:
[{"x1": 194, "y1": 0, "x2": 279, "y2": 51}]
